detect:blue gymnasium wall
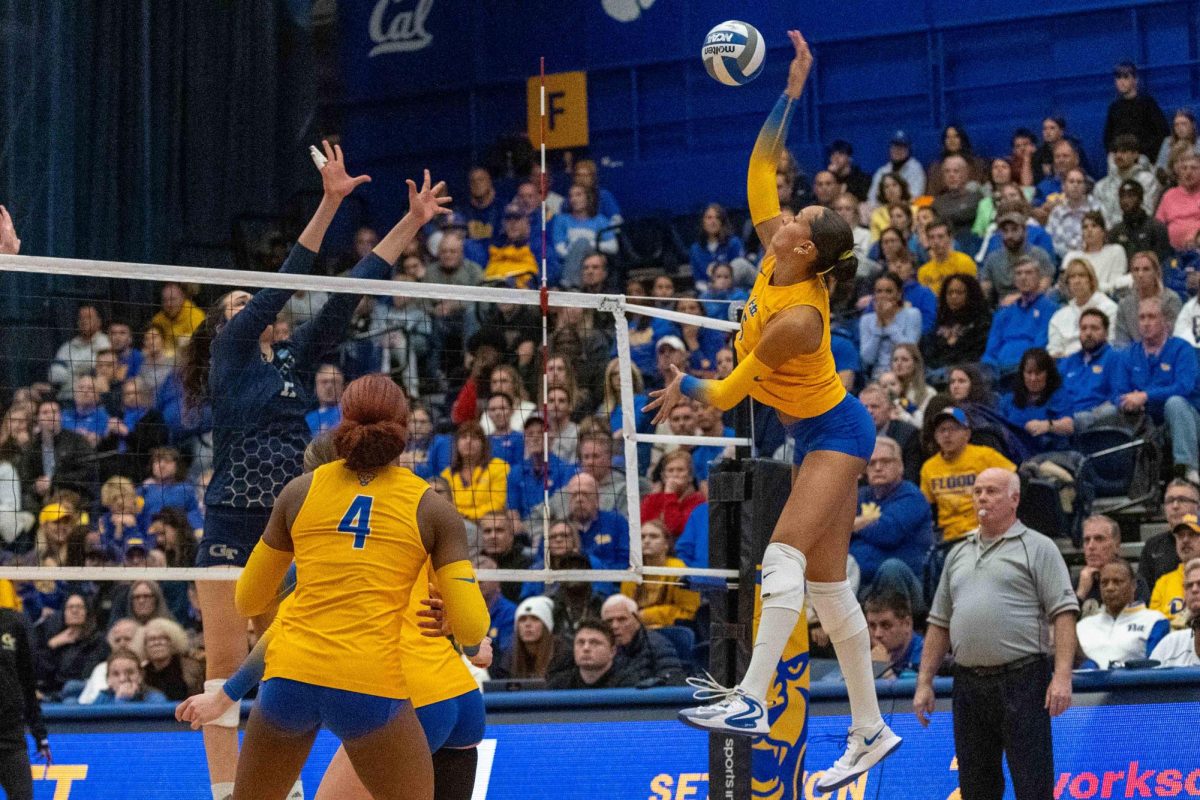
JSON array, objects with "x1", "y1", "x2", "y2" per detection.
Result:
[{"x1": 337, "y1": 0, "x2": 1200, "y2": 223}]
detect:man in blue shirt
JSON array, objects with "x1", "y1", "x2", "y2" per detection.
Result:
[
  {"x1": 853, "y1": 436, "x2": 933, "y2": 600},
  {"x1": 506, "y1": 415, "x2": 577, "y2": 519},
  {"x1": 691, "y1": 403, "x2": 734, "y2": 483},
  {"x1": 61, "y1": 375, "x2": 113, "y2": 447},
  {"x1": 982, "y1": 257, "x2": 1057, "y2": 378},
  {"x1": 304, "y1": 363, "x2": 343, "y2": 435},
  {"x1": 484, "y1": 392, "x2": 523, "y2": 467},
  {"x1": 865, "y1": 592, "x2": 925, "y2": 679},
  {"x1": 1111, "y1": 296, "x2": 1200, "y2": 483},
  {"x1": 1057, "y1": 308, "x2": 1123, "y2": 431},
  {"x1": 566, "y1": 473, "x2": 630, "y2": 572},
  {"x1": 462, "y1": 166, "x2": 502, "y2": 266}
]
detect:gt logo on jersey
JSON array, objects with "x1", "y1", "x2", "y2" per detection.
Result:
[{"x1": 746, "y1": 298, "x2": 759, "y2": 317}]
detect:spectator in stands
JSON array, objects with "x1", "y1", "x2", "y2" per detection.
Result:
[
  {"x1": 485, "y1": 203, "x2": 540, "y2": 289},
  {"x1": 106, "y1": 321, "x2": 141, "y2": 382},
  {"x1": 150, "y1": 283, "x2": 204, "y2": 353},
  {"x1": 1112, "y1": 296, "x2": 1200, "y2": 483},
  {"x1": 137, "y1": 325, "x2": 175, "y2": 395},
  {"x1": 578, "y1": 431, "x2": 627, "y2": 513},
  {"x1": 1114, "y1": 252, "x2": 1182, "y2": 346},
  {"x1": 135, "y1": 617, "x2": 202, "y2": 701},
  {"x1": 862, "y1": 245, "x2": 936, "y2": 335},
  {"x1": 927, "y1": 125, "x2": 986, "y2": 196},
  {"x1": 530, "y1": 163, "x2": 564, "y2": 219},
  {"x1": 982, "y1": 258, "x2": 1056, "y2": 378},
  {"x1": 690, "y1": 401, "x2": 733, "y2": 485},
  {"x1": 641, "y1": 451, "x2": 705, "y2": 539},
  {"x1": 138, "y1": 446, "x2": 200, "y2": 532},
  {"x1": 1047, "y1": 168, "x2": 1103, "y2": 257},
  {"x1": 506, "y1": 415, "x2": 576, "y2": 521},
  {"x1": 484, "y1": 393, "x2": 523, "y2": 467},
  {"x1": 461, "y1": 166, "x2": 500, "y2": 264},
  {"x1": 60, "y1": 375, "x2": 112, "y2": 448},
  {"x1": 564, "y1": 473, "x2": 629, "y2": 571},
  {"x1": 918, "y1": 221, "x2": 976, "y2": 296},
  {"x1": 1149, "y1": 559, "x2": 1200, "y2": 665},
  {"x1": 865, "y1": 591, "x2": 923, "y2": 678},
  {"x1": 873, "y1": 224, "x2": 917, "y2": 277},
  {"x1": 544, "y1": 385, "x2": 579, "y2": 465},
  {"x1": 1104, "y1": 61, "x2": 1170, "y2": 159},
  {"x1": 18, "y1": 399, "x2": 94, "y2": 509},
  {"x1": 491, "y1": 596, "x2": 564, "y2": 681},
  {"x1": 811, "y1": 170, "x2": 842, "y2": 209},
  {"x1": 441, "y1": 421, "x2": 509, "y2": 523},
  {"x1": 1061, "y1": 213, "x2": 1130, "y2": 297},
  {"x1": 572, "y1": 158, "x2": 621, "y2": 223},
  {"x1": 1108, "y1": 180, "x2": 1173, "y2": 263},
  {"x1": 922, "y1": 274, "x2": 991, "y2": 378},
  {"x1": 920, "y1": 407, "x2": 1016, "y2": 542},
  {"x1": 1094, "y1": 134, "x2": 1162, "y2": 225},
  {"x1": 699, "y1": 262, "x2": 749, "y2": 324},
  {"x1": 147, "y1": 507, "x2": 197, "y2": 625},
  {"x1": 577, "y1": 250, "x2": 614, "y2": 295},
  {"x1": 972, "y1": 157, "x2": 1034, "y2": 241},
  {"x1": 832, "y1": 192, "x2": 870, "y2": 261},
  {"x1": 89, "y1": 649, "x2": 166, "y2": 705},
  {"x1": 35, "y1": 592, "x2": 108, "y2": 698},
  {"x1": 1151, "y1": 515, "x2": 1200, "y2": 627},
  {"x1": 915, "y1": 469, "x2": 1078, "y2": 800},
  {"x1": 98, "y1": 476, "x2": 147, "y2": 558},
  {"x1": 673, "y1": 297, "x2": 724, "y2": 378},
  {"x1": 867, "y1": 130, "x2": 926, "y2": 204},
  {"x1": 49, "y1": 305, "x2": 110, "y2": 397},
  {"x1": 1000, "y1": 348, "x2": 1071, "y2": 451},
  {"x1": 619, "y1": 520, "x2": 699, "y2": 627},
  {"x1": 1047, "y1": 257, "x2": 1120, "y2": 358},
  {"x1": 304, "y1": 363, "x2": 343, "y2": 435},
  {"x1": 689, "y1": 204, "x2": 744, "y2": 290},
  {"x1": 853, "y1": 436, "x2": 933, "y2": 601},
  {"x1": 546, "y1": 618, "x2": 633, "y2": 690},
  {"x1": 1035, "y1": 138, "x2": 1084, "y2": 206},
  {"x1": 859, "y1": 384, "x2": 923, "y2": 483},
  {"x1": 479, "y1": 512, "x2": 531, "y2": 603},
  {"x1": 90, "y1": 350, "x2": 124, "y2": 417},
  {"x1": 976, "y1": 185, "x2": 1057, "y2": 264},
  {"x1": 979, "y1": 204, "x2": 1056, "y2": 304},
  {"x1": 74, "y1": 618, "x2": 138, "y2": 703},
  {"x1": 860, "y1": 272, "x2": 922, "y2": 380},
  {"x1": 111, "y1": 579, "x2": 175, "y2": 628},
  {"x1": 931, "y1": 155, "x2": 982, "y2": 249},
  {"x1": 869, "y1": 176, "x2": 912, "y2": 241},
  {"x1": 522, "y1": 520, "x2": 603, "y2": 599},
  {"x1": 1156, "y1": 152, "x2": 1200, "y2": 250},
  {"x1": 551, "y1": 185, "x2": 618, "y2": 289},
  {"x1": 481, "y1": 365, "x2": 536, "y2": 435},
  {"x1": 545, "y1": 551, "x2": 607, "y2": 637},
  {"x1": 601, "y1": 594, "x2": 686, "y2": 686},
  {"x1": 1157, "y1": 108, "x2": 1200, "y2": 178},
  {"x1": 1076, "y1": 559, "x2": 1168, "y2": 669},
  {"x1": 1010, "y1": 128, "x2": 1039, "y2": 188},
  {"x1": 1058, "y1": 309, "x2": 1122, "y2": 432},
  {"x1": 1075, "y1": 515, "x2": 1150, "y2": 617},
  {"x1": 1140, "y1": 480, "x2": 1200, "y2": 592},
  {"x1": 826, "y1": 139, "x2": 871, "y2": 202},
  {"x1": 426, "y1": 228, "x2": 484, "y2": 345},
  {"x1": 473, "y1": 554, "x2": 515, "y2": 656}
]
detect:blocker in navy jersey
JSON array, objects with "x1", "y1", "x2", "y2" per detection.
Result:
[{"x1": 198, "y1": 244, "x2": 394, "y2": 567}]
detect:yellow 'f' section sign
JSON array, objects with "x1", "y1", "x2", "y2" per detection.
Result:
[{"x1": 528, "y1": 71, "x2": 589, "y2": 150}]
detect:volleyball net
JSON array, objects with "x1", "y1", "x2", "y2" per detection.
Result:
[{"x1": 0, "y1": 251, "x2": 749, "y2": 588}]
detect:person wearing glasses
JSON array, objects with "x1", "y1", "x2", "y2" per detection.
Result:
[
  {"x1": 1140, "y1": 480, "x2": 1200, "y2": 591},
  {"x1": 1151, "y1": 515, "x2": 1200, "y2": 628},
  {"x1": 1149, "y1": 559, "x2": 1200, "y2": 665}
]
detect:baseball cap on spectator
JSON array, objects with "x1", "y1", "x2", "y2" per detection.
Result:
[
  {"x1": 1172, "y1": 514, "x2": 1200, "y2": 537},
  {"x1": 829, "y1": 139, "x2": 853, "y2": 156},
  {"x1": 933, "y1": 407, "x2": 970, "y2": 428},
  {"x1": 657, "y1": 336, "x2": 686, "y2": 353},
  {"x1": 996, "y1": 209, "x2": 1025, "y2": 228},
  {"x1": 890, "y1": 130, "x2": 911, "y2": 147},
  {"x1": 1118, "y1": 179, "x2": 1144, "y2": 197},
  {"x1": 515, "y1": 596, "x2": 555, "y2": 634},
  {"x1": 440, "y1": 211, "x2": 468, "y2": 230},
  {"x1": 503, "y1": 203, "x2": 525, "y2": 219},
  {"x1": 124, "y1": 537, "x2": 148, "y2": 557},
  {"x1": 39, "y1": 503, "x2": 74, "y2": 526}
]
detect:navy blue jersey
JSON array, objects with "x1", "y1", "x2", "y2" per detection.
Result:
[{"x1": 206, "y1": 245, "x2": 392, "y2": 508}]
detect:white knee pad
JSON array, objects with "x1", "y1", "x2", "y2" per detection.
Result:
[
  {"x1": 203, "y1": 679, "x2": 242, "y2": 728},
  {"x1": 760, "y1": 542, "x2": 807, "y2": 612},
  {"x1": 808, "y1": 580, "x2": 867, "y2": 643}
]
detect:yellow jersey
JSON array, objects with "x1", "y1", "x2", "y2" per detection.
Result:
[
  {"x1": 400, "y1": 560, "x2": 480, "y2": 706},
  {"x1": 264, "y1": 461, "x2": 431, "y2": 699},
  {"x1": 735, "y1": 252, "x2": 845, "y2": 419},
  {"x1": 441, "y1": 459, "x2": 509, "y2": 522},
  {"x1": 919, "y1": 444, "x2": 1016, "y2": 542},
  {"x1": 917, "y1": 252, "x2": 977, "y2": 297},
  {"x1": 1150, "y1": 565, "x2": 1188, "y2": 628}
]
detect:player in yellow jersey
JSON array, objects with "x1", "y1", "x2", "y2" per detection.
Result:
[
  {"x1": 178, "y1": 433, "x2": 489, "y2": 800},
  {"x1": 650, "y1": 31, "x2": 900, "y2": 792},
  {"x1": 228, "y1": 375, "x2": 489, "y2": 800}
]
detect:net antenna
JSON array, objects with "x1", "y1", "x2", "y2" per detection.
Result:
[{"x1": 538, "y1": 56, "x2": 552, "y2": 575}]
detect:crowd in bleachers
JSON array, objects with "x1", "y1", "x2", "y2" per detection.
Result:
[{"x1": 0, "y1": 61, "x2": 1198, "y2": 698}]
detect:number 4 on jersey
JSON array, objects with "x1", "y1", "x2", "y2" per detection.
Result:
[{"x1": 338, "y1": 495, "x2": 374, "y2": 549}]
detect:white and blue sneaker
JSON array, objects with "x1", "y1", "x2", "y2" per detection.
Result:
[
  {"x1": 677, "y1": 674, "x2": 770, "y2": 736},
  {"x1": 814, "y1": 723, "x2": 902, "y2": 793}
]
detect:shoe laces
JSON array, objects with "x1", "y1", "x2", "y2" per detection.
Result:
[{"x1": 685, "y1": 672, "x2": 742, "y2": 704}]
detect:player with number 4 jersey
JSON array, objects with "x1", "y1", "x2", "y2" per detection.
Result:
[{"x1": 231, "y1": 374, "x2": 489, "y2": 800}]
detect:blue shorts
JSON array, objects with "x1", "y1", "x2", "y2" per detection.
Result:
[
  {"x1": 195, "y1": 505, "x2": 274, "y2": 567},
  {"x1": 416, "y1": 690, "x2": 486, "y2": 751},
  {"x1": 786, "y1": 393, "x2": 875, "y2": 465},
  {"x1": 258, "y1": 678, "x2": 407, "y2": 741}
]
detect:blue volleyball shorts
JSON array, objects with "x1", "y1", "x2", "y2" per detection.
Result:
[
  {"x1": 785, "y1": 393, "x2": 876, "y2": 465},
  {"x1": 258, "y1": 677, "x2": 408, "y2": 741}
]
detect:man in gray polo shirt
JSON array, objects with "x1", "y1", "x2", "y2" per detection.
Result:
[{"x1": 913, "y1": 468, "x2": 1079, "y2": 800}]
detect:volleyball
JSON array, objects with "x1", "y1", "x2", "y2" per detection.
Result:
[{"x1": 701, "y1": 20, "x2": 766, "y2": 86}]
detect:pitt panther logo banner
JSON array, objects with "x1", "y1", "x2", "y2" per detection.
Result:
[{"x1": 752, "y1": 573, "x2": 810, "y2": 800}]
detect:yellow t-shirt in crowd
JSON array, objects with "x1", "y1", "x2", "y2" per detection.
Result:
[
  {"x1": 150, "y1": 300, "x2": 206, "y2": 350},
  {"x1": 442, "y1": 459, "x2": 510, "y2": 522},
  {"x1": 1150, "y1": 565, "x2": 1188, "y2": 628},
  {"x1": 918, "y1": 251, "x2": 977, "y2": 296},
  {"x1": 620, "y1": 557, "x2": 701, "y2": 628},
  {"x1": 920, "y1": 444, "x2": 1016, "y2": 542}
]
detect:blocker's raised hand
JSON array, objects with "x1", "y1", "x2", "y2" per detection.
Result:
[
  {"x1": 407, "y1": 169, "x2": 454, "y2": 226},
  {"x1": 318, "y1": 139, "x2": 372, "y2": 200}
]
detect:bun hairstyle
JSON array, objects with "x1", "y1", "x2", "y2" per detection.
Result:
[
  {"x1": 808, "y1": 207, "x2": 858, "y2": 282},
  {"x1": 332, "y1": 374, "x2": 409, "y2": 471}
]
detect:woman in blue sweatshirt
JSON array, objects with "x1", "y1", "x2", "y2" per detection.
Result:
[{"x1": 178, "y1": 142, "x2": 452, "y2": 796}]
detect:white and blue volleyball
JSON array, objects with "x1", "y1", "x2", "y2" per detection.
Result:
[{"x1": 702, "y1": 20, "x2": 765, "y2": 86}]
